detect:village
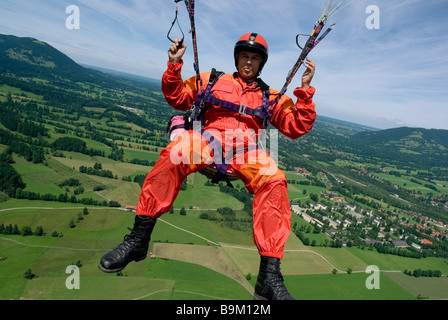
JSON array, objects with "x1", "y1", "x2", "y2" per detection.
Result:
[
  {"x1": 283, "y1": 157, "x2": 448, "y2": 256},
  {"x1": 291, "y1": 194, "x2": 447, "y2": 257}
]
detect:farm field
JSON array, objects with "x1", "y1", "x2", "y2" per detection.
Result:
[{"x1": 1, "y1": 201, "x2": 447, "y2": 300}]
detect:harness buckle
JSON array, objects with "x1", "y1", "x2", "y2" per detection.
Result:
[{"x1": 238, "y1": 104, "x2": 248, "y2": 116}]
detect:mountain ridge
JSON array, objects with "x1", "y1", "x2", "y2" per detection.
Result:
[
  {"x1": 1, "y1": 33, "x2": 447, "y2": 167},
  {"x1": 351, "y1": 126, "x2": 448, "y2": 158},
  {"x1": 0, "y1": 34, "x2": 89, "y2": 79}
]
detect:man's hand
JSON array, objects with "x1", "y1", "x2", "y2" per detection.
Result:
[
  {"x1": 301, "y1": 58, "x2": 316, "y2": 90},
  {"x1": 168, "y1": 38, "x2": 187, "y2": 64}
]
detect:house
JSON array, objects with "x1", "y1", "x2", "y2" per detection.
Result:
[
  {"x1": 322, "y1": 216, "x2": 338, "y2": 228},
  {"x1": 373, "y1": 218, "x2": 382, "y2": 227},
  {"x1": 311, "y1": 218, "x2": 324, "y2": 228},
  {"x1": 343, "y1": 219, "x2": 354, "y2": 228},
  {"x1": 363, "y1": 237, "x2": 380, "y2": 246},
  {"x1": 420, "y1": 239, "x2": 433, "y2": 246},
  {"x1": 333, "y1": 197, "x2": 346, "y2": 202},
  {"x1": 311, "y1": 203, "x2": 327, "y2": 211},
  {"x1": 325, "y1": 229, "x2": 338, "y2": 238},
  {"x1": 391, "y1": 240, "x2": 408, "y2": 248}
]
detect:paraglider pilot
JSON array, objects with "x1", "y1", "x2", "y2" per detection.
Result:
[{"x1": 99, "y1": 33, "x2": 316, "y2": 300}]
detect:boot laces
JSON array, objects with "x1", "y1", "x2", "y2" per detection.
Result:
[
  {"x1": 112, "y1": 228, "x2": 141, "y2": 255},
  {"x1": 265, "y1": 270, "x2": 291, "y2": 298},
  {"x1": 124, "y1": 227, "x2": 137, "y2": 239}
]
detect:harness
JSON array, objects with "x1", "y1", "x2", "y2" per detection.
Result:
[
  {"x1": 193, "y1": 69, "x2": 272, "y2": 127},
  {"x1": 167, "y1": 68, "x2": 273, "y2": 188}
]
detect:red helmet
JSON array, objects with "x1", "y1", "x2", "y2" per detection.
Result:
[{"x1": 234, "y1": 33, "x2": 269, "y2": 74}]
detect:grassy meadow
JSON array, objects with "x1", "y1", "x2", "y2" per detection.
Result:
[
  {"x1": 1, "y1": 132, "x2": 447, "y2": 300},
  {"x1": 1, "y1": 195, "x2": 448, "y2": 300}
]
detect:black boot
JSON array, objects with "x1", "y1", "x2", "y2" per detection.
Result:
[
  {"x1": 253, "y1": 256, "x2": 295, "y2": 300},
  {"x1": 98, "y1": 215, "x2": 157, "y2": 273}
]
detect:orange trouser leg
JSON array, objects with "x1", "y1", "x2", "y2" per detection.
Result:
[
  {"x1": 136, "y1": 130, "x2": 290, "y2": 259},
  {"x1": 136, "y1": 131, "x2": 213, "y2": 218},
  {"x1": 232, "y1": 148, "x2": 291, "y2": 259}
]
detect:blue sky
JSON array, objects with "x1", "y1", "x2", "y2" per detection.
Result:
[{"x1": 1, "y1": 0, "x2": 447, "y2": 130}]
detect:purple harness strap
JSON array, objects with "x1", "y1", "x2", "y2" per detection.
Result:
[{"x1": 190, "y1": 69, "x2": 272, "y2": 187}]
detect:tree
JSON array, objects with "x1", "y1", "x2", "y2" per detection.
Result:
[
  {"x1": 24, "y1": 268, "x2": 37, "y2": 280},
  {"x1": 93, "y1": 162, "x2": 102, "y2": 170},
  {"x1": 217, "y1": 207, "x2": 236, "y2": 220},
  {"x1": 21, "y1": 226, "x2": 33, "y2": 236},
  {"x1": 180, "y1": 207, "x2": 186, "y2": 216},
  {"x1": 0, "y1": 160, "x2": 26, "y2": 196},
  {"x1": 310, "y1": 193, "x2": 319, "y2": 202},
  {"x1": 73, "y1": 260, "x2": 82, "y2": 268},
  {"x1": 302, "y1": 237, "x2": 310, "y2": 246}
]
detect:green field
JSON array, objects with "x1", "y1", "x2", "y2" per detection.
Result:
[
  {"x1": 1, "y1": 146, "x2": 447, "y2": 301},
  {"x1": 1, "y1": 201, "x2": 447, "y2": 300}
]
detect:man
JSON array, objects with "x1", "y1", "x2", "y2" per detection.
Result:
[{"x1": 99, "y1": 33, "x2": 316, "y2": 300}]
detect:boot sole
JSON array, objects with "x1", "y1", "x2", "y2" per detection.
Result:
[{"x1": 98, "y1": 254, "x2": 147, "y2": 273}]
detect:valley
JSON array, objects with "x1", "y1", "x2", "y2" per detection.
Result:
[{"x1": 0, "y1": 33, "x2": 447, "y2": 300}]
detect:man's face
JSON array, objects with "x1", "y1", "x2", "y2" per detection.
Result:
[{"x1": 237, "y1": 50, "x2": 262, "y2": 81}]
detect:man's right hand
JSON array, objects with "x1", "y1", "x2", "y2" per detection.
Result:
[{"x1": 168, "y1": 38, "x2": 187, "y2": 64}]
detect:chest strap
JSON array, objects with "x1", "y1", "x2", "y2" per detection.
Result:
[{"x1": 195, "y1": 69, "x2": 272, "y2": 128}]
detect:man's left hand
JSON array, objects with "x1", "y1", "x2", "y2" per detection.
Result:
[{"x1": 301, "y1": 59, "x2": 316, "y2": 90}]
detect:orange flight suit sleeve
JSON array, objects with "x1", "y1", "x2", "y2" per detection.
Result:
[
  {"x1": 269, "y1": 87, "x2": 317, "y2": 139},
  {"x1": 162, "y1": 60, "x2": 211, "y2": 111}
]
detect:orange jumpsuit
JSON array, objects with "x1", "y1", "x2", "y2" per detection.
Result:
[{"x1": 136, "y1": 60, "x2": 316, "y2": 259}]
